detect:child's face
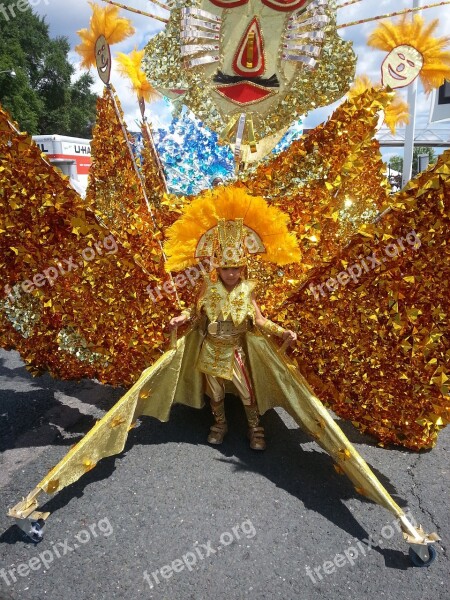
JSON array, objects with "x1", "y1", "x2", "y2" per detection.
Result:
[{"x1": 218, "y1": 267, "x2": 243, "y2": 288}]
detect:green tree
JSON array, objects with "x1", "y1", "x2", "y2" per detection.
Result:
[
  {"x1": 388, "y1": 147, "x2": 437, "y2": 178},
  {"x1": 388, "y1": 155, "x2": 403, "y2": 174},
  {"x1": 0, "y1": 0, "x2": 97, "y2": 137}
]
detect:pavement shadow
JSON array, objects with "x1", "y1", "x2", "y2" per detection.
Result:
[
  {"x1": 0, "y1": 350, "x2": 124, "y2": 452},
  {"x1": 2, "y1": 395, "x2": 414, "y2": 571}
]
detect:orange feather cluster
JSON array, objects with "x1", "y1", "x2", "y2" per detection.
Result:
[
  {"x1": 116, "y1": 49, "x2": 160, "y2": 103},
  {"x1": 76, "y1": 2, "x2": 135, "y2": 70}
]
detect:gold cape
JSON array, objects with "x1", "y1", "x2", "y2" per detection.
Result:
[{"x1": 12, "y1": 322, "x2": 407, "y2": 521}]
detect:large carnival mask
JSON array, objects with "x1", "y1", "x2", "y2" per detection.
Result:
[
  {"x1": 381, "y1": 44, "x2": 423, "y2": 89},
  {"x1": 95, "y1": 34, "x2": 112, "y2": 85},
  {"x1": 143, "y1": 0, "x2": 356, "y2": 161}
]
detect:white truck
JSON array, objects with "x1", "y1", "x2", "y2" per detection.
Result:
[{"x1": 32, "y1": 135, "x2": 91, "y2": 195}]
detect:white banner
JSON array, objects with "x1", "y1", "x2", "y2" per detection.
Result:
[{"x1": 429, "y1": 80, "x2": 450, "y2": 123}]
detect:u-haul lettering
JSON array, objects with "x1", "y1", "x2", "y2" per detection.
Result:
[{"x1": 32, "y1": 135, "x2": 92, "y2": 180}]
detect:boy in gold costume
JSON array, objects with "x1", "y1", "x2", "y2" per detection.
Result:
[{"x1": 168, "y1": 217, "x2": 297, "y2": 450}]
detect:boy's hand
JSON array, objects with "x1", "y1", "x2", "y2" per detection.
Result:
[
  {"x1": 282, "y1": 329, "x2": 297, "y2": 344},
  {"x1": 168, "y1": 314, "x2": 188, "y2": 331}
]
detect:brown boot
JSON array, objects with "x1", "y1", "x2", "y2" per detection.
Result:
[
  {"x1": 207, "y1": 399, "x2": 228, "y2": 445},
  {"x1": 244, "y1": 406, "x2": 266, "y2": 451}
]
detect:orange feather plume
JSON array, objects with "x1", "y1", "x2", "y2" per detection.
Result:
[
  {"x1": 116, "y1": 49, "x2": 160, "y2": 103},
  {"x1": 368, "y1": 15, "x2": 450, "y2": 93},
  {"x1": 76, "y1": 2, "x2": 135, "y2": 70}
]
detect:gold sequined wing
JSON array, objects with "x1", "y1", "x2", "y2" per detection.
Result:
[
  {"x1": 243, "y1": 87, "x2": 395, "y2": 310},
  {"x1": 269, "y1": 150, "x2": 450, "y2": 450},
  {"x1": 0, "y1": 106, "x2": 180, "y2": 386},
  {"x1": 84, "y1": 85, "x2": 170, "y2": 275}
]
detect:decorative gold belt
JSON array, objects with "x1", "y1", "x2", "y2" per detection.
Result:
[{"x1": 207, "y1": 320, "x2": 248, "y2": 336}]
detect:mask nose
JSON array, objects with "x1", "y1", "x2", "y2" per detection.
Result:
[{"x1": 233, "y1": 17, "x2": 265, "y2": 77}]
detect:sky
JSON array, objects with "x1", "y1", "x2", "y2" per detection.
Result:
[{"x1": 31, "y1": 0, "x2": 450, "y2": 164}]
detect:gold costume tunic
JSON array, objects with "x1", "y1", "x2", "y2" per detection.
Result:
[{"x1": 196, "y1": 278, "x2": 256, "y2": 380}]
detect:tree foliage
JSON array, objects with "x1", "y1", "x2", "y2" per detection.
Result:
[
  {"x1": 0, "y1": 0, "x2": 97, "y2": 137},
  {"x1": 388, "y1": 146, "x2": 437, "y2": 178}
]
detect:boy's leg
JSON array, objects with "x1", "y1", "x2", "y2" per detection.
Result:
[
  {"x1": 233, "y1": 349, "x2": 266, "y2": 451},
  {"x1": 204, "y1": 375, "x2": 228, "y2": 444}
]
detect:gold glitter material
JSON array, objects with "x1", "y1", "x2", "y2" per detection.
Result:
[
  {"x1": 0, "y1": 105, "x2": 184, "y2": 386},
  {"x1": 279, "y1": 149, "x2": 450, "y2": 450},
  {"x1": 57, "y1": 328, "x2": 109, "y2": 366},
  {"x1": 85, "y1": 86, "x2": 165, "y2": 272},
  {"x1": 1, "y1": 285, "x2": 42, "y2": 339},
  {"x1": 243, "y1": 86, "x2": 393, "y2": 310}
]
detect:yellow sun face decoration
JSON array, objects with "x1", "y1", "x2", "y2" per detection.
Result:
[
  {"x1": 143, "y1": 0, "x2": 356, "y2": 161},
  {"x1": 95, "y1": 34, "x2": 112, "y2": 84},
  {"x1": 381, "y1": 44, "x2": 423, "y2": 89}
]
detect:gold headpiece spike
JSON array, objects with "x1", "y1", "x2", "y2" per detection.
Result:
[
  {"x1": 247, "y1": 115, "x2": 258, "y2": 153},
  {"x1": 213, "y1": 218, "x2": 247, "y2": 268},
  {"x1": 219, "y1": 114, "x2": 239, "y2": 144}
]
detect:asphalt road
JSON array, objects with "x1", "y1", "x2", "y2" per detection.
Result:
[{"x1": 0, "y1": 347, "x2": 449, "y2": 600}]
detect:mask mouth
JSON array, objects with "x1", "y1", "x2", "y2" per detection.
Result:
[
  {"x1": 387, "y1": 64, "x2": 407, "y2": 81},
  {"x1": 99, "y1": 61, "x2": 109, "y2": 73},
  {"x1": 213, "y1": 71, "x2": 279, "y2": 88},
  {"x1": 214, "y1": 72, "x2": 279, "y2": 105}
]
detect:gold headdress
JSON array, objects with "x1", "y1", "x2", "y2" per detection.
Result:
[
  {"x1": 163, "y1": 186, "x2": 301, "y2": 273},
  {"x1": 367, "y1": 15, "x2": 450, "y2": 93}
]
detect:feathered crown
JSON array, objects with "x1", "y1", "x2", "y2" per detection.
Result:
[
  {"x1": 163, "y1": 186, "x2": 301, "y2": 273},
  {"x1": 116, "y1": 49, "x2": 160, "y2": 104},
  {"x1": 347, "y1": 76, "x2": 410, "y2": 134},
  {"x1": 367, "y1": 15, "x2": 450, "y2": 93},
  {"x1": 75, "y1": 2, "x2": 135, "y2": 70}
]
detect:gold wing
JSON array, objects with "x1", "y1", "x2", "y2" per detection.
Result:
[
  {"x1": 273, "y1": 151, "x2": 450, "y2": 450},
  {"x1": 0, "y1": 103, "x2": 186, "y2": 386}
]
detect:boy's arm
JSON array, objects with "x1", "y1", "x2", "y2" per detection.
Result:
[
  {"x1": 168, "y1": 280, "x2": 206, "y2": 330},
  {"x1": 251, "y1": 293, "x2": 297, "y2": 343}
]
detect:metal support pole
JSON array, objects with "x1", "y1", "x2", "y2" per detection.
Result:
[{"x1": 402, "y1": 0, "x2": 421, "y2": 188}]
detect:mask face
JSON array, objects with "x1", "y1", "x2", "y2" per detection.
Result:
[
  {"x1": 95, "y1": 35, "x2": 112, "y2": 85},
  {"x1": 143, "y1": 0, "x2": 356, "y2": 160},
  {"x1": 381, "y1": 45, "x2": 423, "y2": 89}
]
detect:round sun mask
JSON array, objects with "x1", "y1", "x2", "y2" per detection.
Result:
[
  {"x1": 95, "y1": 35, "x2": 112, "y2": 85},
  {"x1": 381, "y1": 44, "x2": 423, "y2": 89},
  {"x1": 143, "y1": 0, "x2": 356, "y2": 161}
]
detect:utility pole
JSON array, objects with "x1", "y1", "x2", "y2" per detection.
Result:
[{"x1": 402, "y1": 0, "x2": 421, "y2": 188}]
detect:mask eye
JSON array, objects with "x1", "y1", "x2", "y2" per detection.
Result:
[
  {"x1": 262, "y1": 0, "x2": 312, "y2": 11},
  {"x1": 209, "y1": 0, "x2": 248, "y2": 7},
  {"x1": 407, "y1": 60, "x2": 415, "y2": 67},
  {"x1": 398, "y1": 53, "x2": 405, "y2": 60}
]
